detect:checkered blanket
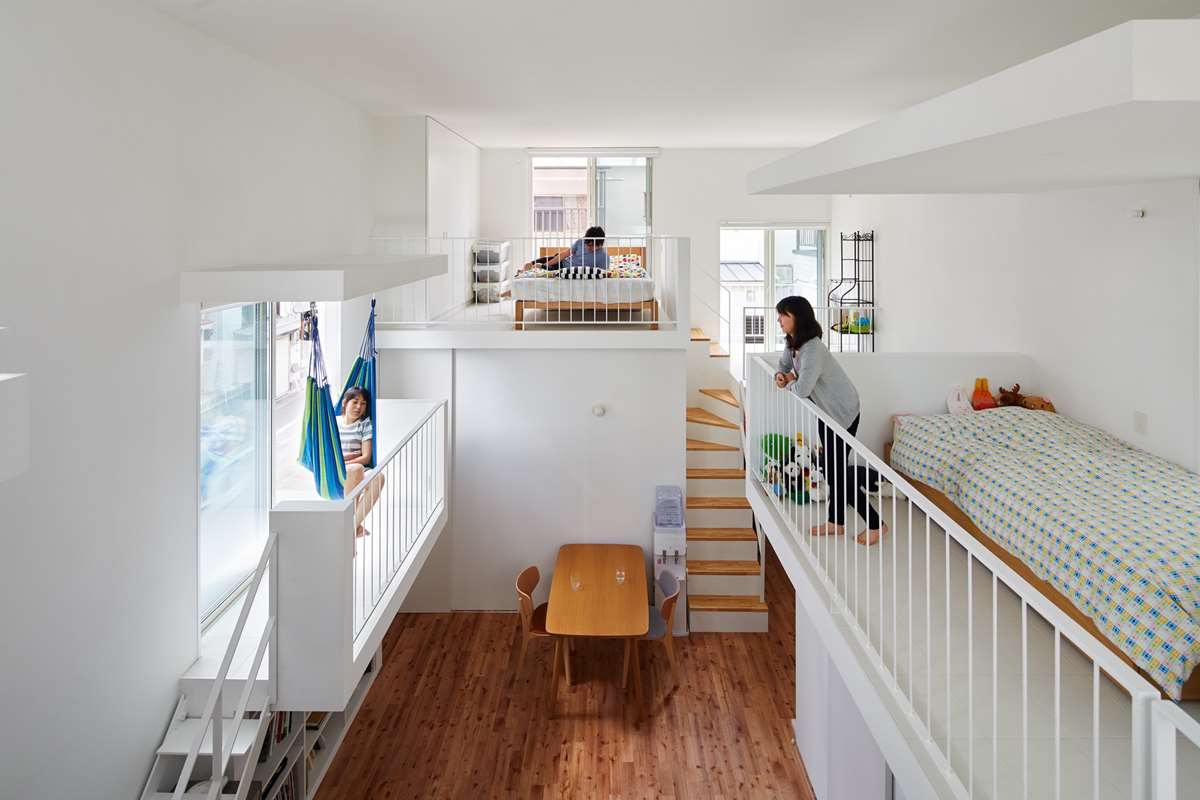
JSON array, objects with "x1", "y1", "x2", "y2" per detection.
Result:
[{"x1": 891, "y1": 407, "x2": 1200, "y2": 698}]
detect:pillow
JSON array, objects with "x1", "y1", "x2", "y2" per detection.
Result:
[{"x1": 609, "y1": 253, "x2": 642, "y2": 269}]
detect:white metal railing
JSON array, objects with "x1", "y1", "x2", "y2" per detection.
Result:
[
  {"x1": 172, "y1": 532, "x2": 278, "y2": 800},
  {"x1": 745, "y1": 353, "x2": 1164, "y2": 799},
  {"x1": 370, "y1": 235, "x2": 684, "y2": 331},
  {"x1": 533, "y1": 206, "x2": 589, "y2": 237},
  {"x1": 348, "y1": 401, "x2": 446, "y2": 637},
  {"x1": 1151, "y1": 700, "x2": 1200, "y2": 799}
]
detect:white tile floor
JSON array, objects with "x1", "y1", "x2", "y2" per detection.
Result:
[{"x1": 765, "y1": 482, "x2": 1200, "y2": 799}]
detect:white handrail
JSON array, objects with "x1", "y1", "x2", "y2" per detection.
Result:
[
  {"x1": 745, "y1": 353, "x2": 1161, "y2": 798},
  {"x1": 1151, "y1": 700, "x2": 1200, "y2": 799},
  {"x1": 338, "y1": 400, "x2": 443, "y2": 510},
  {"x1": 173, "y1": 530, "x2": 278, "y2": 800}
]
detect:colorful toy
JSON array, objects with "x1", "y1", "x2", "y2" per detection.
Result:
[
  {"x1": 997, "y1": 383, "x2": 1056, "y2": 412},
  {"x1": 759, "y1": 433, "x2": 826, "y2": 503},
  {"x1": 971, "y1": 377, "x2": 998, "y2": 410}
]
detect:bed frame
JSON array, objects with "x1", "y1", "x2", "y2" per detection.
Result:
[
  {"x1": 883, "y1": 441, "x2": 1200, "y2": 700},
  {"x1": 515, "y1": 246, "x2": 658, "y2": 331}
]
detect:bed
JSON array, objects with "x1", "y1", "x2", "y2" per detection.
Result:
[
  {"x1": 887, "y1": 406, "x2": 1200, "y2": 700},
  {"x1": 512, "y1": 246, "x2": 659, "y2": 330}
]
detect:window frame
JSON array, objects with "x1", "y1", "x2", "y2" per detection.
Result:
[
  {"x1": 531, "y1": 156, "x2": 653, "y2": 237},
  {"x1": 198, "y1": 300, "x2": 274, "y2": 632}
]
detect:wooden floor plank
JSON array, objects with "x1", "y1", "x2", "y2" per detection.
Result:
[
  {"x1": 686, "y1": 406, "x2": 739, "y2": 430},
  {"x1": 316, "y1": 547, "x2": 813, "y2": 800},
  {"x1": 686, "y1": 496, "x2": 751, "y2": 510},
  {"x1": 687, "y1": 468, "x2": 745, "y2": 479}
]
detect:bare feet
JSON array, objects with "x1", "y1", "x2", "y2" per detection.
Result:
[
  {"x1": 856, "y1": 522, "x2": 890, "y2": 546},
  {"x1": 356, "y1": 525, "x2": 369, "y2": 538},
  {"x1": 810, "y1": 522, "x2": 845, "y2": 537}
]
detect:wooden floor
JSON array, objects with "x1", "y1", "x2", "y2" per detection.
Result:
[{"x1": 315, "y1": 545, "x2": 814, "y2": 800}]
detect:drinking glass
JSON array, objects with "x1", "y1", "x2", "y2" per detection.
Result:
[
  {"x1": 615, "y1": 568, "x2": 626, "y2": 585},
  {"x1": 570, "y1": 573, "x2": 582, "y2": 592}
]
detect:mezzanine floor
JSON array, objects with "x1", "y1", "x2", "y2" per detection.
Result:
[
  {"x1": 314, "y1": 547, "x2": 813, "y2": 800},
  {"x1": 763, "y1": 484, "x2": 1200, "y2": 799}
]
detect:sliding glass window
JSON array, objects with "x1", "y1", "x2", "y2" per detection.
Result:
[
  {"x1": 531, "y1": 156, "x2": 652, "y2": 238},
  {"x1": 199, "y1": 303, "x2": 270, "y2": 624}
]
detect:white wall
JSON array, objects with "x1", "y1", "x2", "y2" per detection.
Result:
[
  {"x1": 0, "y1": 3, "x2": 373, "y2": 797},
  {"x1": 378, "y1": 349, "x2": 686, "y2": 611},
  {"x1": 829, "y1": 194, "x2": 1028, "y2": 353},
  {"x1": 371, "y1": 115, "x2": 427, "y2": 236},
  {"x1": 481, "y1": 148, "x2": 533, "y2": 239},
  {"x1": 425, "y1": 118, "x2": 481, "y2": 314},
  {"x1": 831, "y1": 180, "x2": 1200, "y2": 470}
]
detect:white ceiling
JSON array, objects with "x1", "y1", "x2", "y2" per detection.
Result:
[{"x1": 153, "y1": 0, "x2": 1200, "y2": 149}]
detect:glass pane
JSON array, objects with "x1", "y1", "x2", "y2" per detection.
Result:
[
  {"x1": 532, "y1": 157, "x2": 588, "y2": 237},
  {"x1": 199, "y1": 303, "x2": 269, "y2": 621},
  {"x1": 595, "y1": 157, "x2": 649, "y2": 237},
  {"x1": 772, "y1": 228, "x2": 824, "y2": 306}
]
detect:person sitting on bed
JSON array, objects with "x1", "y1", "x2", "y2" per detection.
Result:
[
  {"x1": 774, "y1": 295, "x2": 888, "y2": 546},
  {"x1": 521, "y1": 225, "x2": 609, "y2": 272}
]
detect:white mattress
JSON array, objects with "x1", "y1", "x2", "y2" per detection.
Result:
[{"x1": 512, "y1": 277, "x2": 655, "y2": 304}]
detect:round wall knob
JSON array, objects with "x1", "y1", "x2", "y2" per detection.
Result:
[{"x1": 592, "y1": 404, "x2": 606, "y2": 417}]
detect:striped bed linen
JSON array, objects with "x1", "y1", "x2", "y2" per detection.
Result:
[{"x1": 890, "y1": 406, "x2": 1200, "y2": 698}]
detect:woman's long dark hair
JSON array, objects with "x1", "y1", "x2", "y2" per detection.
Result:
[{"x1": 775, "y1": 295, "x2": 823, "y2": 353}]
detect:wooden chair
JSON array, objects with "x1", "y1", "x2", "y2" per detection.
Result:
[
  {"x1": 624, "y1": 571, "x2": 681, "y2": 690},
  {"x1": 515, "y1": 565, "x2": 571, "y2": 683}
]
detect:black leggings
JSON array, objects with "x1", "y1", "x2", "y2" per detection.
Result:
[{"x1": 818, "y1": 415, "x2": 881, "y2": 529}]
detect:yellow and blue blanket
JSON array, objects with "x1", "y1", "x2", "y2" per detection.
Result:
[{"x1": 891, "y1": 407, "x2": 1200, "y2": 698}]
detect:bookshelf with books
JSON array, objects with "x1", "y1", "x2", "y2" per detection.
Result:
[{"x1": 300, "y1": 648, "x2": 381, "y2": 799}]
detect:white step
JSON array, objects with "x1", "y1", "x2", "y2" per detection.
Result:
[
  {"x1": 697, "y1": 391, "x2": 740, "y2": 422},
  {"x1": 686, "y1": 449, "x2": 743, "y2": 469},
  {"x1": 687, "y1": 571, "x2": 763, "y2": 596},
  {"x1": 157, "y1": 716, "x2": 264, "y2": 758},
  {"x1": 687, "y1": 537, "x2": 758, "y2": 561},
  {"x1": 685, "y1": 506, "x2": 753, "y2": 528},
  {"x1": 686, "y1": 477, "x2": 745, "y2": 495},
  {"x1": 687, "y1": 421, "x2": 741, "y2": 447},
  {"x1": 689, "y1": 609, "x2": 769, "y2": 633}
]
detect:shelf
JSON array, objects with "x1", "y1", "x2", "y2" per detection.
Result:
[
  {"x1": 748, "y1": 20, "x2": 1200, "y2": 194},
  {"x1": 181, "y1": 254, "x2": 447, "y2": 305}
]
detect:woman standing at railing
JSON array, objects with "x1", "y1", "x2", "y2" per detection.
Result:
[{"x1": 774, "y1": 296, "x2": 887, "y2": 545}]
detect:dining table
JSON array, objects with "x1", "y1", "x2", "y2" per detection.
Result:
[{"x1": 545, "y1": 543, "x2": 649, "y2": 717}]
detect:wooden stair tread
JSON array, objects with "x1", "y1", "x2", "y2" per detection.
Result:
[
  {"x1": 708, "y1": 343, "x2": 730, "y2": 358},
  {"x1": 699, "y1": 388, "x2": 739, "y2": 408},
  {"x1": 686, "y1": 407, "x2": 739, "y2": 430},
  {"x1": 688, "y1": 527, "x2": 757, "y2": 542},
  {"x1": 687, "y1": 468, "x2": 745, "y2": 479},
  {"x1": 686, "y1": 496, "x2": 751, "y2": 510},
  {"x1": 688, "y1": 595, "x2": 769, "y2": 613},
  {"x1": 688, "y1": 560, "x2": 760, "y2": 576},
  {"x1": 686, "y1": 438, "x2": 739, "y2": 452},
  {"x1": 690, "y1": 327, "x2": 710, "y2": 341}
]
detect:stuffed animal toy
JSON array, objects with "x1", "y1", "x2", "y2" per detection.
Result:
[
  {"x1": 997, "y1": 383, "x2": 1026, "y2": 407},
  {"x1": 971, "y1": 378, "x2": 998, "y2": 410},
  {"x1": 1021, "y1": 396, "x2": 1056, "y2": 412}
]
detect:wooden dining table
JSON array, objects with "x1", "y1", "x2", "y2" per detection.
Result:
[{"x1": 545, "y1": 543, "x2": 649, "y2": 717}]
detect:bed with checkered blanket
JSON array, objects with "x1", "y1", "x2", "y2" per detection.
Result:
[{"x1": 890, "y1": 406, "x2": 1200, "y2": 698}]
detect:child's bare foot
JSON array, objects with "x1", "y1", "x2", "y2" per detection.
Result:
[
  {"x1": 856, "y1": 522, "x2": 889, "y2": 546},
  {"x1": 810, "y1": 522, "x2": 845, "y2": 537},
  {"x1": 356, "y1": 525, "x2": 369, "y2": 538}
]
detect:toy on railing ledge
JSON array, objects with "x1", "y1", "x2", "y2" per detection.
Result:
[{"x1": 760, "y1": 433, "x2": 827, "y2": 504}]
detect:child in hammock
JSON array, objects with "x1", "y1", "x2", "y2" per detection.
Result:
[{"x1": 338, "y1": 387, "x2": 384, "y2": 538}]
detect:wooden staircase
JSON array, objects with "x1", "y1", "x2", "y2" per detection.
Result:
[{"x1": 683, "y1": 327, "x2": 768, "y2": 633}]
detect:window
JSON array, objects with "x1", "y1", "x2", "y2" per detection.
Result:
[
  {"x1": 199, "y1": 303, "x2": 270, "y2": 623},
  {"x1": 532, "y1": 156, "x2": 652, "y2": 238}
]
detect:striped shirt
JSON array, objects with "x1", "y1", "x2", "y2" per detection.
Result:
[{"x1": 338, "y1": 416, "x2": 373, "y2": 457}]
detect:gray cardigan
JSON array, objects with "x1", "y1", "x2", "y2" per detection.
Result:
[{"x1": 777, "y1": 339, "x2": 861, "y2": 429}]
